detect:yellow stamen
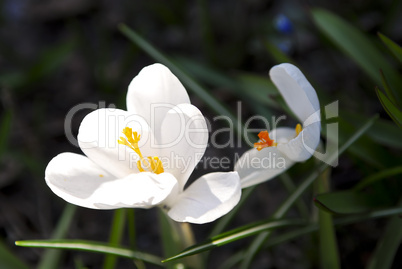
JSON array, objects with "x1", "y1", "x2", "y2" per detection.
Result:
[
  {"x1": 118, "y1": 127, "x2": 164, "y2": 174},
  {"x1": 254, "y1": 130, "x2": 277, "y2": 151},
  {"x1": 295, "y1": 123, "x2": 302, "y2": 136}
]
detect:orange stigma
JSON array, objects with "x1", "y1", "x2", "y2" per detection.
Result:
[{"x1": 254, "y1": 131, "x2": 277, "y2": 151}]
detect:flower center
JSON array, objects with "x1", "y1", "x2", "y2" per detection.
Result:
[
  {"x1": 254, "y1": 131, "x2": 277, "y2": 151},
  {"x1": 117, "y1": 127, "x2": 164, "y2": 174},
  {"x1": 254, "y1": 124, "x2": 303, "y2": 151}
]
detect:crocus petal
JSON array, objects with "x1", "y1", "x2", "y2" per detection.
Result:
[
  {"x1": 126, "y1": 63, "x2": 191, "y2": 129},
  {"x1": 46, "y1": 153, "x2": 178, "y2": 209},
  {"x1": 167, "y1": 172, "x2": 241, "y2": 224},
  {"x1": 269, "y1": 63, "x2": 320, "y2": 123},
  {"x1": 158, "y1": 103, "x2": 208, "y2": 190},
  {"x1": 78, "y1": 108, "x2": 155, "y2": 178},
  {"x1": 276, "y1": 123, "x2": 321, "y2": 162},
  {"x1": 45, "y1": 152, "x2": 116, "y2": 208},
  {"x1": 234, "y1": 145, "x2": 294, "y2": 188},
  {"x1": 90, "y1": 172, "x2": 179, "y2": 209}
]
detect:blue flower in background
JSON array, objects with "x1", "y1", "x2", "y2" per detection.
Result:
[
  {"x1": 3, "y1": 0, "x2": 26, "y2": 22},
  {"x1": 274, "y1": 14, "x2": 294, "y2": 34}
]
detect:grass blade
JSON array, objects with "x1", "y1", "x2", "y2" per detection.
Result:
[
  {"x1": 375, "y1": 87, "x2": 402, "y2": 128},
  {"x1": 103, "y1": 209, "x2": 126, "y2": 269},
  {"x1": 312, "y1": 8, "x2": 402, "y2": 102},
  {"x1": 378, "y1": 32, "x2": 402, "y2": 64},
  {"x1": 162, "y1": 219, "x2": 304, "y2": 263},
  {"x1": 0, "y1": 240, "x2": 29, "y2": 269},
  {"x1": 315, "y1": 168, "x2": 340, "y2": 269},
  {"x1": 367, "y1": 201, "x2": 402, "y2": 269},
  {"x1": 37, "y1": 204, "x2": 76, "y2": 269},
  {"x1": 15, "y1": 240, "x2": 163, "y2": 266}
]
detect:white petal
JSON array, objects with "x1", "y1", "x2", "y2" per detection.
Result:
[
  {"x1": 126, "y1": 63, "x2": 191, "y2": 129},
  {"x1": 269, "y1": 63, "x2": 320, "y2": 123},
  {"x1": 45, "y1": 152, "x2": 178, "y2": 209},
  {"x1": 158, "y1": 103, "x2": 208, "y2": 190},
  {"x1": 45, "y1": 152, "x2": 116, "y2": 208},
  {"x1": 167, "y1": 172, "x2": 241, "y2": 224},
  {"x1": 90, "y1": 172, "x2": 179, "y2": 209},
  {"x1": 78, "y1": 108, "x2": 156, "y2": 178},
  {"x1": 234, "y1": 145, "x2": 294, "y2": 188},
  {"x1": 276, "y1": 122, "x2": 321, "y2": 162}
]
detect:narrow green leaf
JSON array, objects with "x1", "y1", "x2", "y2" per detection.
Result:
[
  {"x1": 265, "y1": 206, "x2": 402, "y2": 249},
  {"x1": 126, "y1": 210, "x2": 146, "y2": 269},
  {"x1": 354, "y1": 166, "x2": 402, "y2": 190},
  {"x1": 263, "y1": 40, "x2": 294, "y2": 64},
  {"x1": 342, "y1": 112, "x2": 402, "y2": 149},
  {"x1": 159, "y1": 211, "x2": 201, "y2": 268},
  {"x1": 15, "y1": 240, "x2": 162, "y2": 266},
  {"x1": 376, "y1": 88, "x2": 402, "y2": 128},
  {"x1": 312, "y1": 8, "x2": 402, "y2": 102},
  {"x1": 37, "y1": 204, "x2": 76, "y2": 269},
  {"x1": 0, "y1": 240, "x2": 29, "y2": 269},
  {"x1": 378, "y1": 32, "x2": 402, "y2": 64},
  {"x1": 314, "y1": 190, "x2": 394, "y2": 215},
  {"x1": 315, "y1": 168, "x2": 340, "y2": 269},
  {"x1": 162, "y1": 219, "x2": 304, "y2": 263},
  {"x1": 367, "y1": 200, "x2": 402, "y2": 269},
  {"x1": 103, "y1": 209, "x2": 126, "y2": 269},
  {"x1": 240, "y1": 115, "x2": 378, "y2": 268},
  {"x1": 236, "y1": 72, "x2": 282, "y2": 109},
  {"x1": 379, "y1": 69, "x2": 398, "y2": 105}
]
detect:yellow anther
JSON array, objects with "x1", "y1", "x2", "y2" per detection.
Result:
[
  {"x1": 295, "y1": 123, "x2": 302, "y2": 136},
  {"x1": 118, "y1": 127, "x2": 164, "y2": 174}
]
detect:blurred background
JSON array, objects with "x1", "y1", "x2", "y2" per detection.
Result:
[{"x1": 1, "y1": 0, "x2": 402, "y2": 268}]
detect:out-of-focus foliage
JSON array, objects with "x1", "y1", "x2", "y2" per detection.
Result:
[{"x1": 1, "y1": 0, "x2": 402, "y2": 268}]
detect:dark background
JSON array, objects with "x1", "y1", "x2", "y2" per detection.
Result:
[{"x1": 1, "y1": 0, "x2": 401, "y2": 268}]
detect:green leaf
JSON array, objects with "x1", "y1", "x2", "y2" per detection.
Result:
[
  {"x1": 312, "y1": 8, "x2": 402, "y2": 102},
  {"x1": 367, "y1": 201, "x2": 402, "y2": 269},
  {"x1": 342, "y1": 112, "x2": 402, "y2": 149},
  {"x1": 263, "y1": 40, "x2": 294, "y2": 64},
  {"x1": 103, "y1": 209, "x2": 126, "y2": 269},
  {"x1": 315, "y1": 168, "x2": 340, "y2": 269},
  {"x1": 314, "y1": 190, "x2": 394, "y2": 215},
  {"x1": 378, "y1": 32, "x2": 402, "y2": 64},
  {"x1": 379, "y1": 69, "x2": 398, "y2": 106},
  {"x1": 236, "y1": 72, "x2": 282, "y2": 109},
  {"x1": 162, "y1": 219, "x2": 304, "y2": 263},
  {"x1": 159, "y1": 211, "x2": 201, "y2": 268},
  {"x1": 376, "y1": 88, "x2": 402, "y2": 128},
  {"x1": 15, "y1": 240, "x2": 162, "y2": 266},
  {"x1": 354, "y1": 166, "x2": 402, "y2": 190},
  {"x1": 37, "y1": 204, "x2": 76, "y2": 269},
  {"x1": 265, "y1": 206, "x2": 402, "y2": 249},
  {"x1": 0, "y1": 240, "x2": 29, "y2": 269}
]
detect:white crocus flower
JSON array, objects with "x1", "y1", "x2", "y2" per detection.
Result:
[
  {"x1": 45, "y1": 63, "x2": 241, "y2": 224},
  {"x1": 235, "y1": 63, "x2": 321, "y2": 188}
]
